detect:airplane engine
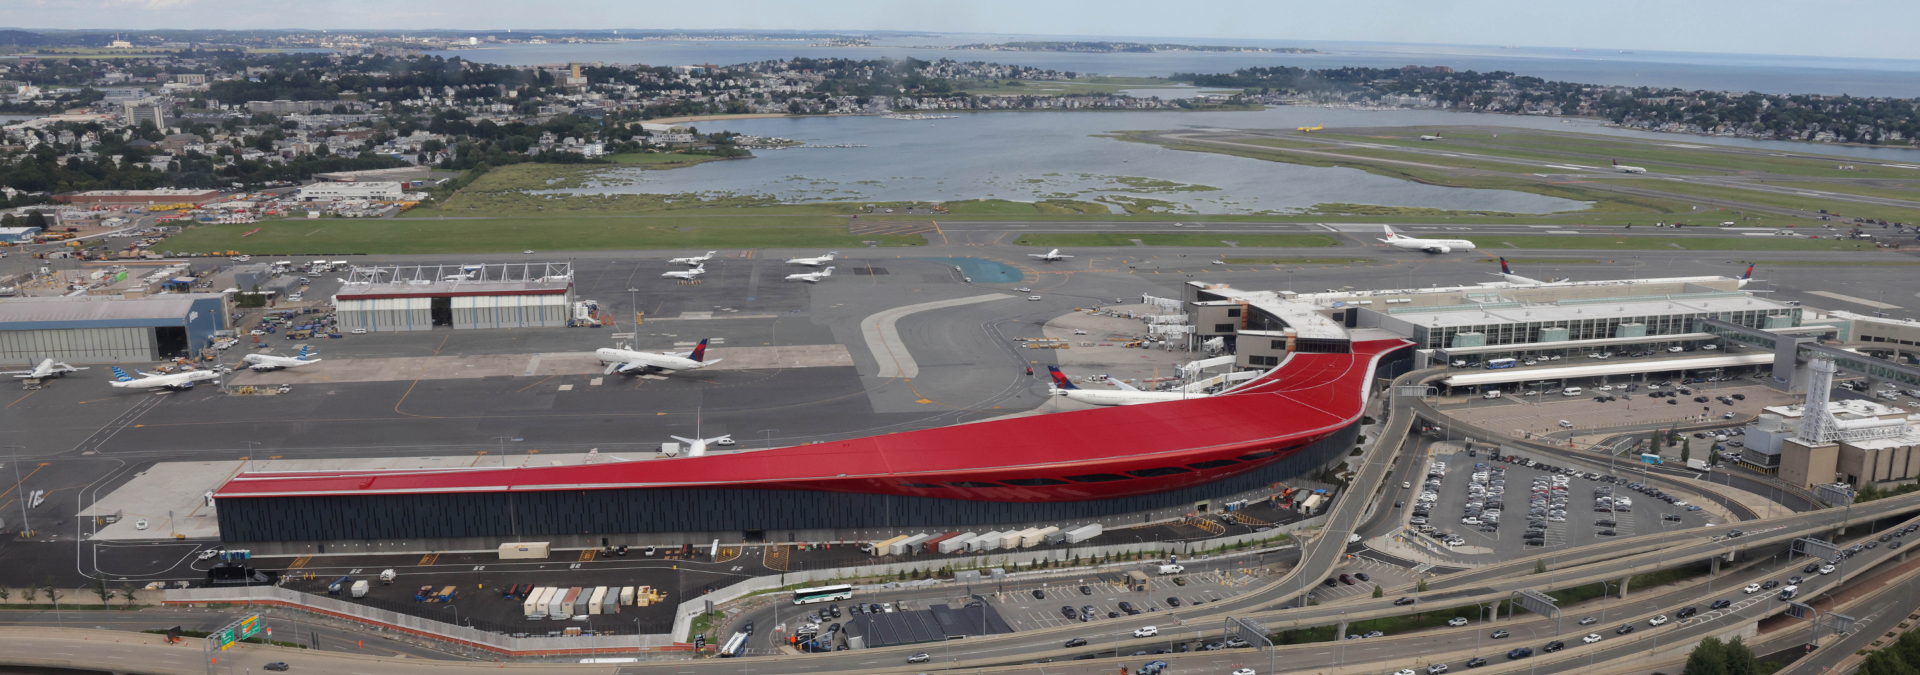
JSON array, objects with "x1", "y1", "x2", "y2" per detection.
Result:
[{"x1": 1429, "y1": 245, "x2": 1451, "y2": 253}]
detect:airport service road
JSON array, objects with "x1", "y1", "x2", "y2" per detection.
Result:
[{"x1": 0, "y1": 608, "x2": 473, "y2": 661}]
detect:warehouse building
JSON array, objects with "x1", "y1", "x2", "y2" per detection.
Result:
[
  {"x1": 0, "y1": 294, "x2": 230, "y2": 362},
  {"x1": 0, "y1": 226, "x2": 41, "y2": 244},
  {"x1": 333, "y1": 263, "x2": 574, "y2": 332},
  {"x1": 53, "y1": 188, "x2": 222, "y2": 205},
  {"x1": 296, "y1": 181, "x2": 404, "y2": 201}
]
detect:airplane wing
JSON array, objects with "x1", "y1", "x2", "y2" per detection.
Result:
[
  {"x1": 1108, "y1": 379, "x2": 1140, "y2": 392},
  {"x1": 0, "y1": 370, "x2": 34, "y2": 377},
  {"x1": 54, "y1": 363, "x2": 87, "y2": 373},
  {"x1": 669, "y1": 436, "x2": 700, "y2": 445}
]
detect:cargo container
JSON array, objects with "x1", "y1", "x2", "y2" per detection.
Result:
[
  {"x1": 1002, "y1": 529, "x2": 1038, "y2": 550},
  {"x1": 620, "y1": 586, "x2": 635, "y2": 607},
  {"x1": 892, "y1": 533, "x2": 933, "y2": 556},
  {"x1": 589, "y1": 587, "x2": 609, "y2": 614},
  {"x1": 1062, "y1": 523, "x2": 1104, "y2": 544},
  {"x1": 436, "y1": 586, "x2": 457, "y2": 602},
  {"x1": 969, "y1": 531, "x2": 1005, "y2": 552},
  {"x1": 919, "y1": 532, "x2": 958, "y2": 554},
  {"x1": 1021, "y1": 526, "x2": 1060, "y2": 548},
  {"x1": 552, "y1": 588, "x2": 578, "y2": 618},
  {"x1": 939, "y1": 532, "x2": 978, "y2": 554},
  {"x1": 498, "y1": 542, "x2": 550, "y2": 559},
  {"x1": 870, "y1": 535, "x2": 910, "y2": 557},
  {"x1": 572, "y1": 587, "x2": 591, "y2": 616},
  {"x1": 524, "y1": 587, "x2": 551, "y2": 617},
  {"x1": 350, "y1": 580, "x2": 370, "y2": 598}
]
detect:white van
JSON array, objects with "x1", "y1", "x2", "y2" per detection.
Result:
[
  {"x1": 1482, "y1": 390, "x2": 1503, "y2": 400},
  {"x1": 1157, "y1": 564, "x2": 1186, "y2": 575},
  {"x1": 1562, "y1": 387, "x2": 1583, "y2": 397}
]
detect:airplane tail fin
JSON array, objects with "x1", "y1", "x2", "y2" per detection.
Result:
[
  {"x1": 824, "y1": 266, "x2": 834, "y2": 276},
  {"x1": 1741, "y1": 264, "x2": 1754, "y2": 280},
  {"x1": 1500, "y1": 257, "x2": 1513, "y2": 275},
  {"x1": 1046, "y1": 366, "x2": 1078, "y2": 390},
  {"x1": 1382, "y1": 225, "x2": 1398, "y2": 239},
  {"x1": 1612, "y1": 159, "x2": 1618, "y2": 166},
  {"x1": 110, "y1": 366, "x2": 134, "y2": 383},
  {"x1": 690, "y1": 339, "x2": 710, "y2": 362},
  {"x1": 297, "y1": 345, "x2": 310, "y2": 360}
]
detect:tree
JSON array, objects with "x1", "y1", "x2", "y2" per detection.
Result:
[
  {"x1": 1681, "y1": 438, "x2": 1692, "y2": 465},
  {"x1": 0, "y1": 587, "x2": 9, "y2": 605},
  {"x1": 1416, "y1": 578, "x2": 1428, "y2": 593},
  {"x1": 120, "y1": 582, "x2": 135, "y2": 609},
  {"x1": 1372, "y1": 585, "x2": 1384, "y2": 598},
  {"x1": 21, "y1": 585, "x2": 36, "y2": 604},
  {"x1": 44, "y1": 577, "x2": 61, "y2": 613},
  {"x1": 1535, "y1": 560, "x2": 1548, "y2": 574}
]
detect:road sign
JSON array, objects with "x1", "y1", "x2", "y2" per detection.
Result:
[
  {"x1": 1786, "y1": 601, "x2": 1815, "y2": 620},
  {"x1": 1792, "y1": 537, "x2": 1838, "y2": 561},
  {"x1": 206, "y1": 614, "x2": 264, "y2": 652},
  {"x1": 1828, "y1": 613, "x2": 1856, "y2": 634}
]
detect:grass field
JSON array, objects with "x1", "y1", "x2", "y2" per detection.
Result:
[
  {"x1": 941, "y1": 199, "x2": 1115, "y2": 215},
  {"x1": 1311, "y1": 132, "x2": 1727, "y2": 176},
  {"x1": 1739, "y1": 260, "x2": 1920, "y2": 266},
  {"x1": 1013, "y1": 233, "x2": 1341, "y2": 247},
  {"x1": 1602, "y1": 180, "x2": 1920, "y2": 224},
  {"x1": 1330, "y1": 127, "x2": 1911, "y2": 179},
  {"x1": 1489, "y1": 235, "x2": 1883, "y2": 251},
  {"x1": 1221, "y1": 258, "x2": 1371, "y2": 265},
  {"x1": 1755, "y1": 180, "x2": 1920, "y2": 202},
  {"x1": 605, "y1": 152, "x2": 725, "y2": 166},
  {"x1": 1477, "y1": 258, "x2": 1607, "y2": 264},
  {"x1": 160, "y1": 215, "x2": 924, "y2": 255}
]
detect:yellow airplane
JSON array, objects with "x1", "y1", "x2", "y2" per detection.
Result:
[{"x1": 1296, "y1": 124, "x2": 1323, "y2": 132}]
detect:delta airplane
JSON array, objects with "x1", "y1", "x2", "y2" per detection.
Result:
[
  {"x1": 662, "y1": 265, "x2": 706, "y2": 280},
  {"x1": 241, "y1": 345, "x2": 322, "y2": 372},
  {"x1": 1379, "y1": 225, "x2": 1476, "y2": 253},
  {"x1": 1047, "y1": 366, "x2": 1209, "y2": 406},
  {"x1": 1612, "y1": 160, "x2": 1648, "y2": 174},
  {"x1": 1, "y1": 358, "x2": 87, "y2": 379},
  {"x1": 1029, "y1": 249, "x2": 1074, "y2": 262},
  {"x1": 1491, "y1": 257, "x2": 1569, "y2": 286},
  {"x1": 668, "y1": 251, "x2": 717, "y2": 266},
  {"x1": 597, "y1": 338, "x2": 722, "y2": 375},
  {"x1": 785, "y1": 266, "x2": 834, "y2": 283},
  {"x1": 785, "y1": 252, "x2": 837, "y2": 266},
  {"x1": 108, "y1": 366, "x2": 220, "y2": 390}
]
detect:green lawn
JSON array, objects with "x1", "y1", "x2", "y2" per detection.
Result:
[
  {"x1": 1476, "y1": 257, "x2": 1606, "y2": 264},
  {"x1": 941, "y1": 199, "x2": 1115, "y2": 215},
  {"x1": 1312, "y1": 133, "x2": 1727, "y2": 176},
  {"x1": 605, "y1": 152, "x2": 723, "y2": 166},
  {"x1": 1220, "y1": 258, "x2": 1371, "y2": 265},
  {"x1": 1013, "y1": 233, "x2": 1341, "y2": 247},
  {"x1": 159, "y1": 216, "x2": 924, "y2": 255},
  {"x1": 1491, "y1": 235, "x2": 1883, "y2": 251},
  {"x1": 1602, "y1": 179, "x2": 1920, "y2": 224},
  {"x1": 1756, "y1": 181, "x2": 1920, "y2": 202}
]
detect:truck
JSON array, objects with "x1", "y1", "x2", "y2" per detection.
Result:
[
  {"x1": 1686, "y1": 458, "x2": 1711, "y2": 471},
  {"x1": 350, "y1": 580, "x2": 370, "y2": 598},
  {"x1": 327, "y1": 576, "x2": 352, "y2": 595},
  {"x1": 1640, "y1": 453, "x2": 1665, "y2": 466},
  {"x1": 589, "y1": 586, "x2": 609, "y2": 614}
]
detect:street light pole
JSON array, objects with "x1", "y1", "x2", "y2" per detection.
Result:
[
  {"x1": 241, "y1": 441, "x2": 261, "y2": 474},
  {"x1": 760, "y1": 429, "x2": 780, "y2": 450}
]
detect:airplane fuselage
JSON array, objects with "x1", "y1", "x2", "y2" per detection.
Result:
[
  {"x1": 1053, "y1": 388, "x2": 1209, "y2": 407},
  {"x1": 111, "y1": 369, "x2": 220, "y2": 390},
  {"x1": 595, "y1": 347, "x2": 707, "y2": 373}
]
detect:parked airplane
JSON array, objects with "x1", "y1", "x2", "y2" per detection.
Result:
[
  {"x1": 1379, "y1": 225, "x2": 1476, "y2": 253},
  {"x1": 1492, "y1": 257, "x2": 1569, "y2": 285},
  {"x1": 242, "y1": 345, "x2": 322, "y2": 372},
  {"x1": 666, "y1": 409, "x2": 734, "y2": 457},
  {"x1": 668, "y1": 251, "x2": 717, "y2": 266},
  {"x1": 597, "y1": 339, "x2": 722, "y2": 375},
  {"x1": 1046, "y1": 366, "x2": 1209, "y2": 406},
  {"x1": 785, "y1": 266, "x2": 834, "y2": 283},
  {"x1": 662, "y1": 265, "x2": 706, "y2": 280},
  {"x1": 785, "y1": 252, "x2": 838, "y2": 266},
  {"x1": 1029, "y1": 249, "x2": 1074, "y2": 262},
  {"x1": 108, "y1": 366, "x2": 220, "y2": 390},
  {"x1": 1, "y1": 358, "x2": 87, "y2": 379},
  {"x1": 1738, "y1": 264, "x2": 1756, "y2": 288},
  {"x1": 1612, "y1": 159, "x2": 1648, "y2": 174}
]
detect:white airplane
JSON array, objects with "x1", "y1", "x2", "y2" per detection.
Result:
[
  {"x1": 662, "y1": 264, "x2": 706, "y2": 280},
  {"x1": 1046, "y1": 367, "x2": 1209, "y2": 406},
  {"x1": 785, "y1": 251, "x2": 837, "y2": 266},
  {"x1": 1029, "y1": 249, "x2": 1074, "y2": 262},
  {"x1": 1, "y1": 358, "x2": 87, "y2": 379},
  {"x1": 241, "y1": 345, "x2": 322, "y2": 372},
  {"x1": 668, "y1": 251, "x2": 717, "y2": 266},
  {"x1": 1491, "y1": 257, "x2": 1569, "y2": 286},
  {"x1": 596, "y1": 338, "x2": 722, "y2": 375},
  {"x1": 1379, "y1": 225, "x2": 1475, "y2": 254},
  {"x1": 108, "y1": 366, "x2": 221, "y2": 391},
  {"x1": 1419, "y1": 135, "x2": 1443, "y2": 141},
  {"x1": 1612, "y1": 159, "x2": 1648, "y2": 174},
  {"x1": 785, "y1": 266, "x2": 834, "y2": 283}
]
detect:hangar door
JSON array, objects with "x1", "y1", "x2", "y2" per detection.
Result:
[{"x1": 0, "y1": 326, "x2": 156, "y2": 362}]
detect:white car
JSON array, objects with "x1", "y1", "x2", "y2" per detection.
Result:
[
  {"x1": 1427, "y1": 665, "x2": 1449, "y2": 675},
  {"x1": 1744, "y1": 583, "x2": 1761, "y2": 594},
  {"x1": 1211, "y1": 260, "x2": 1226, "y2": 265},
  {"x1": 1447, "y1": 617, "x2": 1469, "y2": 627},
  {"x1": 1404, "y1": 482, "x2": 1412, "y2": 489},
  {"x1": 1583, "y1": 633, "x2": 1602, "y2": 644},
  {"x1": 351, "y1": 328, "x2": 367, "y2": 334},
  {"x1": 1015, "y1": 287, "x2": 1031, "y2": 292},
  {"x1": 1028, "y1": 296, "x2": 1043, "y2": 301},
  {"x1": 1820, "y1": 564, "x2": 1836, "y2": 575},
  {"x1": 1648, "y1": 615, "x2": 1668, "y2": 626},
  {"x1": 1232, "y1": 670, "x2": 1256, "y2": 675},
  {"x1": 523, "y1": 250, "x2": 535, "y2": 254},
  {"x1": 1134, "y1": 626, "x2": 1159, "y2": 638},
  {"x1": 1395, "y1": 670, "x2": 1417, "y2": 675}
]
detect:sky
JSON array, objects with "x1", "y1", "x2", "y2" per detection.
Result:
[{"x1": 5, "y1": 0, "x2": 1920, "y2": 62}]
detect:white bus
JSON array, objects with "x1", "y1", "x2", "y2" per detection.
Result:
[
  {"x1": 792, "y1": 583, "x2": 854, "y2": 605},
  {"x1": 1486, "y1": 358, "x2": 1518, "y2": 370},
  {"x1": 718, "y1": 631, "x2": 750, "y2": 657}
]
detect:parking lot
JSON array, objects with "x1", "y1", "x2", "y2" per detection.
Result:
[
  {"x1": 1442, "y1": 380, "x2": 1800, "y2": 438},
  {"x1": 1310, "y1": 556, "x2": 1418, "y2": 603},
  {"x1": 982, "y1": 567, "x2": 1271, "y2": 632},
  {"x1": 1397, "y1": 446, "x2": 1716, "y2": 565}
]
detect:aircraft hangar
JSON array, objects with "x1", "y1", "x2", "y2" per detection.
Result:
[
  {"x1": 0, "y1": 294, "x2": 230, "y2": 363},
  {"x1": 332, "y1": 262, "x2": 577, "y2": 332}
]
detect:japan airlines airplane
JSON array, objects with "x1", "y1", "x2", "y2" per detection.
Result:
[
  {"x1": 1612, "y1": 159, "x2": 1648, "y2": 174},
  {"x1": 1029, "y1": 249, "x2": 1074, "y2": 262},
  {"x1": 597, "y1": 338, "x2": 722, "y2": 375},
  {"x1": 1046, "y1": 366, "x2": 1209, "y2": 406},
  {"x1": 785, "y1": 252, "x2": 837, "y2": 266},
  {"x1": 1379, "y1": 225, "x2": 1475, "y2": 254},
  {"x1": 1, "y1": 358, "x2": 87, "y2": 379},
  {"x1": 785, "y1": 266, "x2": 834, "y2": 283},
  {"x1": 1491, "y1": 257, "x2": 1569, "y2": 285},
  {"x1": 668, "y1": 251, "x2": 717, "y2": 266},
  {"x1": 662, "y1": 265, "x2": 706, "y2": 280},
  {"x1": 241, "y1": 345, "x2": 322, "y2": 372},
  {"x1": 108, "y1": 366, "x2": 220, "y2": 390}
]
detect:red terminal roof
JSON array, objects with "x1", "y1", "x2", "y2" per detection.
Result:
[{"x1": 215, "y1": 338, "x2": 1409, "y2": 502}]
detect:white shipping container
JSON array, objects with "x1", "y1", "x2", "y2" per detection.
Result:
[
  {"x1": 969, "y1": 531, "x2": 1005, "y2": 552},
  {"x1": 547, "y1": 587, "x2": 571, "y2": 618},
  {"x1": 350, "y1": 580, "x2": 370, "y2": 598},
  {"x1": 1002, "y1": 528, "x2": 1038, "y2": 550},
  {"x1": 1063, "y1": 523, "x2": 1104, "y2": 544},
  {"x1": 870, "y1": 535, "x2": 910, "y2": 557},
  {"x1": 589, "y1": 586, "x2": 609, "y2": 614},
  {"x1": 498, "y1": 542, "x2": 550, "y2": 559},
  {"x1": 891, "y1": 533, "x2": 934, "y2": 556},
  {"x1": 620, "y1": 586, "x2": 635, "y2": 607},
  {"x1": 939, "y1": 532, "x2": 979, "y2": 554},
  {"x1": 1021, "y1": 526, "x2": 1060, "y2": 548},
  {"x1": 526, "y1": 587, "x2": 554, "y2": 618}
]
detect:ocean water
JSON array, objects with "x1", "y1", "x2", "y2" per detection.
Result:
[{"x1": 431, "y1": 34, "x2": 1920, "y2": 97}]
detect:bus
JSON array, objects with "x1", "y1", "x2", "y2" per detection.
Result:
[
  {"x1": 1486, "y1": 358, "x2": 1518, "y2": 370},
  {"x1": 792, "y1": 583, "x2": 854, "y2": 605},
  {"x1": 718, "y1": 631, "x2": 750, "y2": 658}
]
